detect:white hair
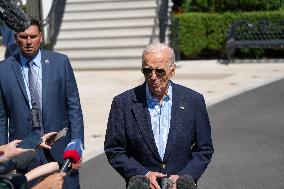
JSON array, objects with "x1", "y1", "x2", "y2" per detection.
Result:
[{"x1": 142, "y1": 43, "x2": 175, "y2": 66}]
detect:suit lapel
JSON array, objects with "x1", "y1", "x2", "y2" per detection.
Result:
[
  {"x1": 131, "y1": 84, "x2": 162, "y2": 161},
  {"x1": 10, "y1": 54, "x2": 29, "y2": 105},
  {"x1": 163, "y1": 83, "x2": 186, "y2": 161},
  {"x1": 41, "y1": 50, "x2": 50, "y2": 122}
]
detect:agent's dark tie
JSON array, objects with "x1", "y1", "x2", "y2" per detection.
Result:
[{"x1": 28, "y1": 61, "x2": 43, "y2": 134}]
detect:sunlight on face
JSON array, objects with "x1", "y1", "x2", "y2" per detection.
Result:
[
  {"x1": 142, "y1": 49, "x2": 176, "y2": 100},
  {"x1": 15, "y1": 25, "x2": 43, "y2": 58}
]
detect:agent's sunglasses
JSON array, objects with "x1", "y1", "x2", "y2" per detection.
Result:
[{"x1": 141, "y1": 67, "x2": 167, "y2": 77}]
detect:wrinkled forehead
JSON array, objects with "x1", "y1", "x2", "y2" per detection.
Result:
[{"x1": 142, "y1": 50, "x2": 170, "y2": 67}]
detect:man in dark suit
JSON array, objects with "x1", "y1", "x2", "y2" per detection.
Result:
[
  {"x1": 0, "y1": 18, "x2": 84, "y2": 189},
  {"x1": 104, "y1": 43, "x2": 214, "y2": 189}
]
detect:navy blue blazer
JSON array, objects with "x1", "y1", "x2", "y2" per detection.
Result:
[
  {"x1": 0, "y1": 50, "x2": 84, "y2": 163},
  {"x1": 104, "y1": 82, "x2": 213, "y2": 182}
]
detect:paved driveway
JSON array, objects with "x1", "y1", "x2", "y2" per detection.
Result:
[{"x1": 80, "y1": 79, "x2": 284, "y2": 189}]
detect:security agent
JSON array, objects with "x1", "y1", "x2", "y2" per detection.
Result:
[{"x1": 0, "y1": 17, "x2": 84, "y2": 189}]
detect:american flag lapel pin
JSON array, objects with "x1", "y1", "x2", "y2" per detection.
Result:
[{"x1": 180, "y1": 106, "x2": 185, "y2": 110}]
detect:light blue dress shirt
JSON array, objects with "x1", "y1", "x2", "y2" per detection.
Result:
[
  {"x1": 146, "y1": 82, "x2": 172, "y2": 160},
  {"x1": 20, "y1": 50, "x2": 42, "y2": 109}
]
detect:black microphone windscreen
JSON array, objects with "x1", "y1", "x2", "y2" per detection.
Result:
[
  {"x1": 127, "y1": 175, "x2": 150, "y2": 189},
  {"x1": 0, "y1": 0, "x2": 30, "y2": 32},
  {"x1": 176, "y1": 175, "x2": 196, "y2": 189}
]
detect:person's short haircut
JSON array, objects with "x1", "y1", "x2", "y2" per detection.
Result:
[
  {"x1": 28, "y1": 17, "x2": 42, "y2": 33},
  {"x1": 142, "y1": 43, "x2": 175, "y2": 66}
]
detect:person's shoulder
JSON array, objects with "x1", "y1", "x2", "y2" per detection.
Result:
[
  {"x1": 0, "y1": 55, "x2": 15, "y2": 67},
  {"x1": 114, "y1": 86, "x2": 137, "y2": 99},
  {"x1": 42, "y1": 49, "x2": 67, "y2": 58},
  {"x1": 0, "y1": 56, "x2": 17, "y2": 76},
  {"x1": 41, "y1": 50, "x2": 70, "y2": 67},
  {"x1": 113, "y1": 84, "x2": 144, "y2": 101},
  {"x1": 173, "y1": 83, "x2": 207, "y2": 107},
  {"x1": 173, "y1": 82, "x2": 203, "y2": 97}
]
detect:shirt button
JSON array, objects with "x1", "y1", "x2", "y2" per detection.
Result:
[{"x1": 161, "y1": 164, "x2": 166, "y2": 168}]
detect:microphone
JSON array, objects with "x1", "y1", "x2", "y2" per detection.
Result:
[
  {"x1": 25, "y1": 162, "x2": 59, "y2": 182},
  {"x1": 0, "y1": 0, "x2": 30, "y2": 32},
  {"x1": 60, "y1": 139, "x2": 83, "y2": 172},
  {"x1": 127, "y1": 175, "x2": 150, "y2": 189},
  {"x1": 176, "y1": 175, "x2": 197, "y2": 189},
  {"x1": 158, "y1": 177, "x2": 173, "y2": 189},
  {"x1": 0, "y1": 150, "x2": 35, "y2": 174}
]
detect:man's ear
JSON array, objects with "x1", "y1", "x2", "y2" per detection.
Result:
[
  {"x1": 40, "y1": 32, "x2": 43, "y2": 44},
  {"x1": 170, "y1": 64, "x2": 176, "y2": 76}
]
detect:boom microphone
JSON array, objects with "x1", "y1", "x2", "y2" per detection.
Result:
[
  {"x1": 0, "y1": 150, "x2": 35, "y2": 174},
  {"x1": 176, "y1": 175, "x2": 197, "y2": 189},
  {"x1": 127, "y1": 175, "x2": 150, "y2": 189},
  {"x1": 0, "y1": 0, "x2": 30, "y2": 32},
  {"x1": 25, "y1": 162, "x2": 59, "y2": 182},
  {"x1": 60, "y1": 139, "x2": 83, "y2": 172}
]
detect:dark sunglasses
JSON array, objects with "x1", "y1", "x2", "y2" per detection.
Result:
[{"x1": 141, "y1": 67, "x2": 167, "y2": 77}]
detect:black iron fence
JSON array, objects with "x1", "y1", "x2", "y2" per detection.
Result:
[{"x1": 42, "y1": 0, "x2": 66, "y2": 50}]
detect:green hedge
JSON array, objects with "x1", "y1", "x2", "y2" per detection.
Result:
[
  {"x1": 217, "y1": 0, "x2": 283, "y2": 12},
  {"x1": 182, "y1": 0, "x2": 283, "y2": 12},
  {"x1": 172, "y1": 11, "x2": 284, "y2": 59}
]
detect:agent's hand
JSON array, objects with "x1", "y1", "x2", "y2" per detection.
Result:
[
  {"x1": 39, "y1": 132, "x2": 58, "y2": 149},
  {"x1": 145, "y1": 171, "x2": 167, "y2": 189},
  {"x1": 0, "y1": 140, "x2": 30, "y2": 162},
  {"x1": 31, "y1": 172, "x2": 66, "y2": 189}
]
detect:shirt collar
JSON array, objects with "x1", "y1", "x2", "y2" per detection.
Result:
[
  {"x1": 146, "y1": 81, "x2": 172, "y2": 103},
  {"x1": 20, "y1": 50, "x2": 42, "y2": 67}
]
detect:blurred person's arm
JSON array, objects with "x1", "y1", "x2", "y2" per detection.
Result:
[
  {"x1": 0, "y1": 132, "x2": 58, "y2": 162},
  {"x1": 0, "y1": 140, "x2": 29, "y2": 162},
  {"x1": 31, "y1": 172, "x2": 66, "y2": 189}
]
